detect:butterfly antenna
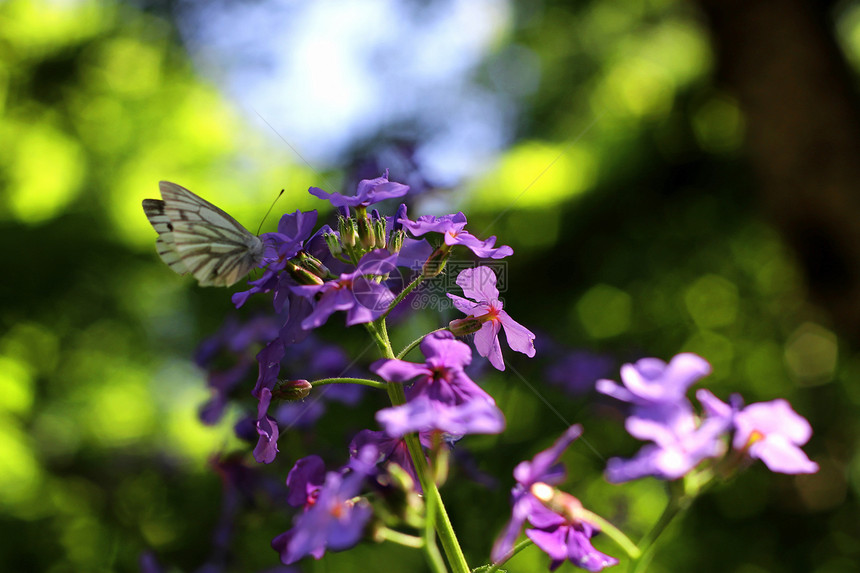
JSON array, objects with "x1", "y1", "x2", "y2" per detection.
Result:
[{"x1": 256, "y1": 189, "x2": 285, "y2": 236}]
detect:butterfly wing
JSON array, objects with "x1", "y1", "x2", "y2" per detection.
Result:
[
  {"x1": 142, "y1": 198, "x2": 190, "y2": 275},
  {"x1": 142, "y1": 182, "x2": 264, "y2": 287}
]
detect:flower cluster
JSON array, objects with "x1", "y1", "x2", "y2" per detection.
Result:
[
  {"x1": 145, "y1": 170, "x2": 819, "y2": 573},
  {"x1": 373, "y1": 331, "x2": 506, "y2": 437},
  {"x1": 597, "y1": 354, "x2": 818, "y2": 482},
  {"x1": 272, "y1": 447, "x2": 377, "y2": 564},
  {"x1": 493, "y1": 425, "x2": 618, "y2": 572}
]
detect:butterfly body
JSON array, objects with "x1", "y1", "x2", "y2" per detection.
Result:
[{"x1": 143, "y1": 181, "x2": 264, "y2": 287}]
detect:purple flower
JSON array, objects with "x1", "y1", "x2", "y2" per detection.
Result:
[
  {"x1": 400, "y1": 212, "x2": 513, "y2": 259},
  {"x1": 492, "y1": 425, "x2": 583, "y2": 562},
  {"x1": 232, "y1": 213, "x2": 338, "y2": 311},
  {"x1": 376, "y1": 394, "x2": 504, "y2": 438},
  {"x1": 595, "y1": 353, "x2": 712, "y2": 407},
  {"x1": 254, "y1": 338, "x2": 286, "y2": 398},
  {"x1": 309, "y1": 169, "x2": 409, "y2": 208},
  {"x1": 493, "y1": 426, "x2": 616, "y2": 571},
  {"x1": 602, "y1": 406, "x2": 730, "y2": 483},
  {"x1": 285, "y1": 455, "x2": 326, "y2": 508},
  {"x1": 261, "y1": 210, "x2": 321, "y2": 272},
  {"x1": 290, "y1": 250, "x2": 398, "y2": 329},
  {"x1": 447, "y1": 266, "x2": 536, "y2": 371},
  {"x1": 349, "y1": 429, "x2": 427, "y2": 490},
  {"x1": 372, "y1": 332, "x2": 505, "y2": 436},
  {"x1": 253, "y1": 388, "x2": 280, "y2": 464},
  {"x1": 697, "y1": 390, "x2": 818, "y2": 474},
  {"x1": 194, "y1": 315, "x2": 282, "y2": 424},
  {"x1": 230, "y1": 210, "x2": 319, "y2": 309},
  {"x1": 597, "y1": 354, "x2": 729, "y2": 482},
  {"x1": 527, "y1": 519, "x2": 618, "y2": 572},
  {"x1": 273, "y1": 452, "x2": 376, "y2": 564}
]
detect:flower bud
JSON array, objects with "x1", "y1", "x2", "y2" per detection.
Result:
[
  {"x1": 530, "y1": 482, "x2": 583, "y2": 523},
  {"x1": 272, "y1": 379, "x2": 312, "y2": 401},
  {"x1": 373, "y1": 216, "x2": 388, "y2": 250},
  {"x1": 392, "y1": 203, "x2": 408, "y2": 232},
  {"x1": 339, "y1": 216, "x2": 358, "y2": 248},
  {"x1": 448, "y1": 316, "x2": 483, "y2": 336},
  {"x1": 324, "y1": 231, "x2": 342, "y2": 257},
  {"x1": 422, "y1": 245, "x2": 451, "y2": 278},
  {"x1": 357, "y1": 214, "x2": 376, "y2": 249},
  {"x1": 297, "y1": 251, "x2": 330, "y2": 279},
  {"x1": 285, "y1": 260, "x2": 325, "y2": 286},
  {"x1": 388, "y1": 229, "x2": 405, "y2": 254}
]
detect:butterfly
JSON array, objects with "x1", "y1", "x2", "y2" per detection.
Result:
[{"x1": 142, "y1": 181, "x2": 265, "y2": 287}]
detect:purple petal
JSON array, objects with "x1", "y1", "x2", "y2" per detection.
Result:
[
  {"x1": 300, "y1": 288, "x2": 355, "y2": 330},
  {"x1": 499, "y1": 311, "x2": 536, "y2": 357},
  {"x1": 350, "y1": 277, "x2": 396, "y2": 322},
  {"x1": 421, "y1": 331, "x2": 473, "y2": 370},
  {"x1": 254, "y1": 338, "x2": 286, "y2": 397},
  {"x1": 402, "y1": 213, "x2": 463, "y2": 236},
  {"x1": 396, "y1": 236, "x2": 434, "y2": 269},
  {"x1": 286, "y1": 455, "x2": 326, "y2": 507},
  {"x1": 371, "y1": 358, "x2": 429, "y2": 383},
  {"x1": 604, "y1": 446, "x2": 663, "y2": 483},
  {"x1": 376, "y1": 395, "x2": 505, "y2": 437},
  {"x1": 354, "y1": 169, "x2": 410, "y2": 204},
  {"x1": 594, "y1": 379, "x2": 635, "y2": 403},
  {"x1": 474, "y1": 320, "x2": 505, "y2": 371},
  {"x1": 735, "y1": 399, "x2": 812, "y2": 446},
  {"x1": 696, "y1": 389, "x2": 733, "y2": 419},
  {"x1": 625, "y1": 401, "x2": 697, "y2": 443},
  {"x1": 514, "y1": 424, "x2": 583, "y2": 486},
  {"x1": 561, "y1": 525, "x2": 619, "y2": 572},
  {"x1": 621, "y1": 353, "x2": 712, "y2": 404},
  {"x1": 734, "y1": 399, "x2": 817, "y2": 474},
  {"x1": 447, "y1": 292, "x2": 483, "y2": 315},
  {"x1": 455, "y1": 266, "x2": 500, "y2": 301},
  {"x1": 253, "y1": 397, "x2": 280, "y2": 463},
  {"x1": 749, "y1": 436, "x2": 819, "y2": 474},
  {"x1": 308, "y1": 186, "x2": 355, "y2": 208},
  {"x1": 278, "y1": 209, "x2": 318, "y2": 239},
  {"x1": 526, "y1": 527, "x2": 568, "y2": 561},
  {"x1": 491, "y1": 507, "x2": 528, "y2": 563},
  {"x1": 448, "y1": 232, "x2": 513, "y2": 259}
]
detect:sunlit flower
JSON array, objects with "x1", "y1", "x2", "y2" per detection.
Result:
[
  {"x1": 309, "y1": 169, "x2": 409, "y2": 208},
  {"x1": 372, "y1": 331, "x2": 504, "y2": 436},
  {"x1": 597, "y1": 354, "x2": 727, "y2": 482},
  {"x1": 493, "y1": 424, "x2": 580, "y2": 561},
  {"x1": 447, "y1": 266, "x2": 535, "y2": 370},
  {"x1": 697, "y1": 390, "x2": 818, "y2": 474},
  {"x1": 290, "y1": 250, "x2": 398, "y2": 328},
  {"x1": 399, "y1": 211, "x2": 513, "y2": 259},
  {"x1": 273, "y1": 449, "x2": 377, "y2": 564}
]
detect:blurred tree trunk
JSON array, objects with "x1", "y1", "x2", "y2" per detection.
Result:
[{"x1": 697, "y1": 0, "x2": 860, "y2": 343}]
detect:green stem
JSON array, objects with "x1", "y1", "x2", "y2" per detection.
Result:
[
  {"x1": 382, "y1": 273, "x2": 425, "y2": 320},
  {"x1": 576, "y1": 509, "x2": 640, "y2": 560},
  {"x1": 376, "y1": 527, "x2": 425, "y2": 548},
  {"x1": 486, "y1": 538, "x2": 533, "y2": 572},
  {"x1": 310, "y1": 377, "x2": 388, "y2": 390},
  {"x1": 424, "y1": 471, "x2": 448, "y2": 573},
  {"x1": 628, "y1": 497, "x2": 686, "y2": 573},
  {"x1": 396, "y1": 327, "x2": 450, "y2": 360},
  {"x1": 371, "y1": 318, "x2": 470, "y2": 573}
]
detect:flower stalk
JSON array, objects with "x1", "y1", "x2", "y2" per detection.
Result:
[{"x1": 370, "y1": 318, "x2": 470, "y2": 573}]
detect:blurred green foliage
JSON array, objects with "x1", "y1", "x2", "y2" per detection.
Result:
[{"x1": 1, "y1": 0, "x2": 859, "y2": 572}]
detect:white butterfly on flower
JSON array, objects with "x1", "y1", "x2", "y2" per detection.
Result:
[{"x1": 142, "y1": 181, "x2": 264, "y2": 287}]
